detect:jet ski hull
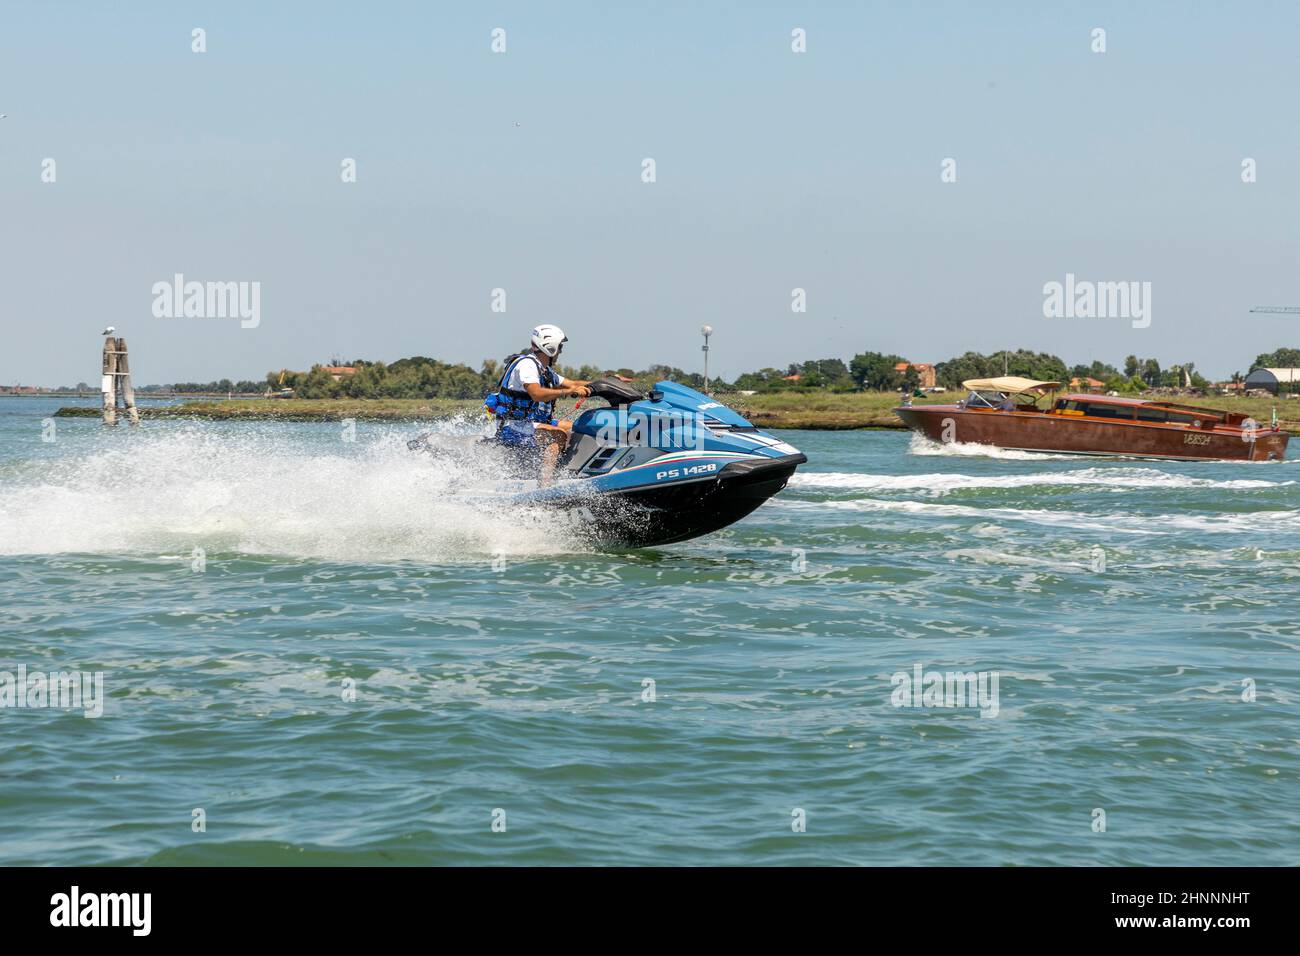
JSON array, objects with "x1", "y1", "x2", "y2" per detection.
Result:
[{"x1": 519, "y1": 452, "x2": 807, "y2": 548}]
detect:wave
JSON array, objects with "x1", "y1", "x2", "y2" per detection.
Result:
[{"x1": 0, "y1": 425, "x2": 573, "y2": 560}]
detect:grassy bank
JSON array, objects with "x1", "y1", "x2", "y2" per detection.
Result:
[
  {"x1": 55, "y1": 391, "x2": 1300, "y2": 433},
  {"x1": 723, "y1": 391, "x2": 955, "y2": 429},
  {"x1": 53, "y1": 392, "x2": 923, "y2": 427}
]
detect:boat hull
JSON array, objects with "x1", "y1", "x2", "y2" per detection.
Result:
[{"x1": 895, "y1": 406, "x2": 1288, "y2": 461}]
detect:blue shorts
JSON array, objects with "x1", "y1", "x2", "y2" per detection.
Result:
[
  {"x1": 492, "y1": 424, "x2": 547, "y2": 477},
  {"x1": 496, "y1": 415, "x2": 560, "y2": 446}
]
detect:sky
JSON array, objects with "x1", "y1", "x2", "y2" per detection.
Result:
[{"x1": 2, "y1": 0, "x2": 1299, "y2": 386}]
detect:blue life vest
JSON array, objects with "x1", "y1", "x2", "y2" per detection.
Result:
[{"x1": 484, "y1": 353, "x2": 560, "y2": 427}]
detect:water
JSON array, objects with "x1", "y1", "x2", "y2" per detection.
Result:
[{"x1": 2, "y1": 396, "x2": 1297, "y2": 865}]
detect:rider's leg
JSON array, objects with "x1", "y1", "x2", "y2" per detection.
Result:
[{"x1": 534, "y1": 422, "x2": 572, "y2": 486}]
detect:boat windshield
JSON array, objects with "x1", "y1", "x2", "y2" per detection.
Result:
[
  {"x1": 962, "y1": 390, "x2": 1001, "y2": 409},
  {"x1": 962, "y1": 390, "x2": 1044, "y2": 410}
]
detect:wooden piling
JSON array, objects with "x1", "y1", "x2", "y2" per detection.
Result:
[
  {"x1": 117, "y1": 338, "x2": 140, "y2": 425},
  {"x1": 101, "y1": 337, "x2": 118, "y2": 426},
  {"x1": 100, "y1": 336, "x2": 140, "y2": 426}
]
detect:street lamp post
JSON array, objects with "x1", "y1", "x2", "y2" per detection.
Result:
[{"x1": 701, "y1": 325, "x2": 713, "y2": 394}]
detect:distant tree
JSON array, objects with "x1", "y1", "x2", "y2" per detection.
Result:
[
  {"x1": 731, "y1": 368, "x2": 790, "y2": 391},
  {"x1": 249, "y1": 347, "x2": 1264, "y2": 401},
  {"x1": 934, "y1": 350, "x2": 1068, "y2": 389},
  {"x1": 1103, "y1": 374, "x2": 1137, "y2": 394},
  {"x1": 1251, "y1": 348, "x2": 1300, "y2": 370},
  {"x1": 641, "y1": 364, "x2": 702, "y2": 387},
  {"x1": 849, "y1": 352, "x2": 909, "y2": 390},
  {"x1": 1140, "y1": 358, "x2": 1161, "y2": 387},
  {"x1": 800, "y1": 358, "x2": 853, "y2": 389},
  {"x1": 1071, "y1": 361, "x2": 1119, "y2": 381},
  {"x1": 1164, "y1": 362, "x2": 1209, "y2": 389},
  {"x1": 295, "y1": 365, "x2": 340, "y2": 398},
  {"x1": 575, "y1": 363, "x2": 611, "y2": 382}
]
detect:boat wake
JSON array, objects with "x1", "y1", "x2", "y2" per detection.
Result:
[
  {"x1": 792, "y1": 467, "x2": 1294, "y2": 495},
  {"x1": 0, "y1": 424, "x2": 578, "y2": 561},
  {"x1": 906, "y1": 432, "x2": 1296, "y2": 465},
  {"x1": 784, "y1": 495, "x2": 1300, "y2": 536},
  {"x1": 906, "y1": 434, "x2": 1077, "y2": 460}
]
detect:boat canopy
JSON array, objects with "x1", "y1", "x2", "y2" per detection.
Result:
[{"x1": 961, "y1": 376, "x2": 1062, "y2": 394}]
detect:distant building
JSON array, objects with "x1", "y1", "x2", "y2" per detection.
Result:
[
  {"x1": 782, "y1": 373, "x2": 802, "y2": 382},
  {"x1": 1069, "y1": 376, "x2": 1106, "y2": 392},
  {"x1": 324, "y1": 366, "x2": 356, "y2": 382},
  {"x1": 1242, "y1": 368, "x2": 1300, "y2": 394},
  {"x1": 894, "y1": 362, "x2": 937, "y2": 389}
]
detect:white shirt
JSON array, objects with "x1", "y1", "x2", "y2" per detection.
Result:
[
  {"x1": 501, "y1": 354, "x2": 566, "y2": 436},
  {"x1": 504, "y1": 354, "x2": 566, "y2": 393}
]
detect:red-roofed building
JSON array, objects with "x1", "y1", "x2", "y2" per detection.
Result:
[{"x1": 894, "y1": 362, "x2": 936, "y2": 389}]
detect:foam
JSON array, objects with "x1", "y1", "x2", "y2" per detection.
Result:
[
  {"x1": 806, "y1": 496, "x2": 1300, "y2": 535},
  {"x1": 0, "y1": 423, "x2": 571, "y2": 561},
  {"x1": 793, "y1": 468, "x2": 1292, "y2": 494}
]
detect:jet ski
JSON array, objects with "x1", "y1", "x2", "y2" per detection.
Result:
[
  {"x1": 411, "y1": 379, "x2": 807, "y2": 548},
  {"x1": 516, "y1": 379, "x2": 806, "y2": 547}
]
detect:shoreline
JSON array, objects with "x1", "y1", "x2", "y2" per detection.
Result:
[
  {"x1": 52, "y1": 392, "x2": 1300, "y2": 434},
  {"x1": 50, "y1": 397, "x2": 917, "y2": 429}
]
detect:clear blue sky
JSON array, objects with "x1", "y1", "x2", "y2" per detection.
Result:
[{"x1": 3, "y1": 0, "x2": 1299, "y2": 385}]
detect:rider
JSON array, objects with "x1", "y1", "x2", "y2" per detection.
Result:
[{"x1": 486, "y1": 325, "x2": 593, "y2": 485}]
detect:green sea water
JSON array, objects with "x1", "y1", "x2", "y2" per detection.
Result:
[{"x1": 1, "y1": 396, "x2": 1297, "y2": 865}]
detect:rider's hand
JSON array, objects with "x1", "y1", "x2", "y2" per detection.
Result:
[
  {"x1": 613, "y1": 375, "x2": 635, "y2": 383},
  {"x1": 571, "y1": 385, "x2": 591, "y2": 398}
]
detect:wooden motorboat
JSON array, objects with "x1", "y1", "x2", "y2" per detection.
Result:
[{"x1": 894, "y1": 377, "x2": 1288, "y2": 461}]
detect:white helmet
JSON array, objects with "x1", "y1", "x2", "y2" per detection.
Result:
[{"x1": 530, "y1": 324, "x2": 568, "y2": 358}]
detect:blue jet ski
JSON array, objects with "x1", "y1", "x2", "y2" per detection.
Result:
[{"x1": 503, "y1": 378, "x2": 807, "y2": 548}]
